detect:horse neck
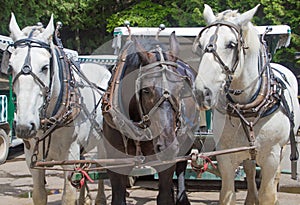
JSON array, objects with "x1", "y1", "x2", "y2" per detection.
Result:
[{"x1": 229, "y1": 44, "x2": 261, "y2": 103}]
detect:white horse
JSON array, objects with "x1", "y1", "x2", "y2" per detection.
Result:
[
  {"x1": 6, "y1": 13, "x2": 111, "y2": 204},
  {"x1": 193, "y1": 4, "x2": 300, "y2": 205}
]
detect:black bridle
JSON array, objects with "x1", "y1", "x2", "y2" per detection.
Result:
[
  {"x1": 135, "y1": 46, "x2": 187, "y2": 128},
  {"x1": 11, "y1": 38, "x2": 53, "y2": 104},
  {"x1": 197, "y1": 21, "x2": 244, "y2": 76}
]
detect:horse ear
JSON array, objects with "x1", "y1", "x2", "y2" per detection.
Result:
[
  {"x1": 169, "y1": 31, "x2": 179, "y2": 58},
  {"x1": 203, "y1": 4, "x2": 216, "y2": 25},
  {"x1": 134, "y1": 37, "x2": 154, "y2": 64},
  {"x1": 235, "y1": 4, "x2": 260, "y2": 27},
  {"x1": 42, "y1": 14, "x2": 54, "y2": 43},
  {"x1": 9, "y1": 13, "x2": 24, "y2": 41}
]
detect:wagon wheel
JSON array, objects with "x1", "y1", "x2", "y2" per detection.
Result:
[{"x1": 0, "y1": 129, "x2": 9, "y2": 164}]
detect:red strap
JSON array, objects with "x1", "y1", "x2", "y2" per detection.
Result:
[
  {"x1": 75, "y1": 167, "x2": 94, "y2": 183},
  {"x1": 191, "y1": 154, "x2": 217, "y2": 178},
  {"x1": 201, "y1": 156, "x2": 217, "y2": 171},
  {"x1": 69, "y1": 167, "x2": 94, "y2": 189}
]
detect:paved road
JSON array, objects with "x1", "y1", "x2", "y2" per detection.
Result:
[{"x1": 0, "y1": 145, "x2": 299, "y2": 205}]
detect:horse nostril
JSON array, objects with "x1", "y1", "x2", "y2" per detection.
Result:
[
  {"x1": 155, "y1": 145, "x2": 160, "y2": 152},
  {"x1": 30, "y1": 122, "x2": 36, "y2": 131},
  {"x1": 203, "y1": 88, "x2": 212, "y2": 103},
  {"x1": 204, "y1": 89, "x2": 210, "y2": 97},
  {"x1": 15, "y1": 121, "x2": 37, "y2": 139},
  {"x1": 195, "y1": 89, "x2": 205, "y2": 103},
  {"x1": 156, "y1": 144, "x2": 165, "y2": 152}
]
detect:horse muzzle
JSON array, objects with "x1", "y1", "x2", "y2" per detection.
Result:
[
  {"x1": 15, "y1": 121, "x2": 37, "y2": 139},
  {"x1": 154, "y1": 134, "x2": 179, "y2": 161},
  {"x1": 195, "y1": 88, "x2": 212, "y2": 110}
]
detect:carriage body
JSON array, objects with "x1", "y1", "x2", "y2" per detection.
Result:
[{"x1": 0, "y1": 34, "x2": 21, "y2": 164}]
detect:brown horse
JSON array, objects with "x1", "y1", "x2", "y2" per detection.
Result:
[{"x1": 102, "y1": 32, "x2": 199, "y2": 205}]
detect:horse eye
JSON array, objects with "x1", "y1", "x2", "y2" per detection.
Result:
[
  {"x1": 41, "y1": 65, "x2": 49, "y2": 72},
  {"x1": 142, "y1": 88, "x2": 150, "y2": 94},
  {"x1": 226, "y1": 41, "x2": 237, "y2": 49}
]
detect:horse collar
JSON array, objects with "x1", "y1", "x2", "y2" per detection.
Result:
[
  {"x1": 40, "y1": 46, "x2": 81, "y2": 129},
  {"x1": 225, "y1": 46, "x2": 284, "y2": 148}
]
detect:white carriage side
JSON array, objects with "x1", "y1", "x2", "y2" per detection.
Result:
[{"x1": 0, "y1": 35, "x2": 22, "y2": 164}]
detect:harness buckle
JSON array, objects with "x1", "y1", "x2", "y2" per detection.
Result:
[
  {"x1": 205, "y1": 44, "x2": 215, "y2": 53},
  {"x1": 142, "y1": 115, "x2": 150, "y2": 123},
  {"x1": 22, "y1": 64, "x2": 32, "y2": 74},
  {"x1": 163, "y1": 91, "x2": 170, "y2": 98}
]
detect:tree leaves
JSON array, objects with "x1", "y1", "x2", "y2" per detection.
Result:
[
  {"x1": 106, "y1": 1, "x2": 172, "y2": 32},
  {"x1": 0, "y1": 0, "x2": 298, "y2": 69}
]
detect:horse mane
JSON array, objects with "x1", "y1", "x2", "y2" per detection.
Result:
[
  {"x1": 216, "y1": 9, "x2": 260, "y2": 55},
  {"x1": 21, "y1": 25, "x2": 45, "y2": 37},
  {"x1": 13, "y1": 25, "x2": 54, "y2": 47},
  {"x1": 123, "y1": 37, "x2": 167, "y2": 70},
  {"x1": 216, "y1": 9, "x2": 239, "y2": 21}
]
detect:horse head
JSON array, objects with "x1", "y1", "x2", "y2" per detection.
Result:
[
  {"x1": 8, "y1": 13, "x2": 54, "y2": 139},
  {"x1": 122, "y1": 32, "x2": 193, "y2": 160},
  {"x1": 193, "y1": 4, "x2": 260, "y2": 109}
]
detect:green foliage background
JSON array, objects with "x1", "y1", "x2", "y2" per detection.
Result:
[{"x1": 0, "y1": 0, "x2": 299, "y2": 71}]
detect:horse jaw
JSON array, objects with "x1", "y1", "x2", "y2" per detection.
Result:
[
  {"x1": 9, "y1": 13, "x2": 25, "y2": 41},
  {"x1": 14, "y1": 86, "x2": 41, "y2": 139},
  {"x1": 194, "y1": 59, "x2": 222, "y2": 110}
]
